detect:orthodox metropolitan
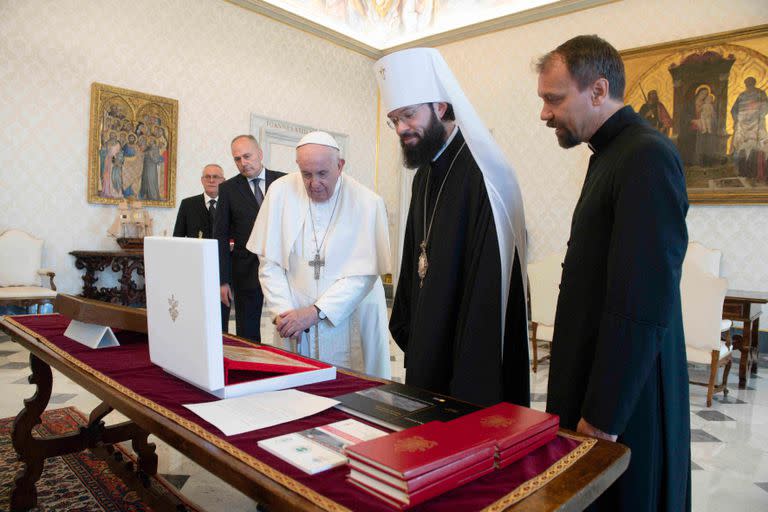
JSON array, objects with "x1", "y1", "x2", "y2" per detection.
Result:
[
  {"x1": 376, "y1": 48, "x2": 530, "y2": 406},
  {"x1": 246, "y1": 131, "x2": 392, "y2": 378}
]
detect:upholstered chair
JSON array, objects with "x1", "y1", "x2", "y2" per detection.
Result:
[
  {"x1": 684, "y1": 241, "x2": 721, "y2": 276},
  {"x1": 681, "y1": 264, "x2": 732, "y2": 407},
  {"x1": 683, "y1": 241, "x2": 732, "y2": 340},
  {"x1": 527, "y1": 252, "x2": 564, "y2": 373},
  {"x1": 0, "y1": 229, "x2": 57, "y2": 312}
]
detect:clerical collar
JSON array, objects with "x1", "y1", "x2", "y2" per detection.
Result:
[
  {"x1": 588, "y1": 105, "x2": 638, "y2": 153},
  {"x1": 432, "y1": 125, "x2": 459, "y2": 162}
]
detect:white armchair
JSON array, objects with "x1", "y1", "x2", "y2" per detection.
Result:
[
  {"x1": 0, "y1": 229, "x2": 57, "y2": 312},
  {"x1": 527, "y1": 252, "x2": 564, "y2": 373},
  {"x1": 681, "y1": 265, "x2": 731, "y2": 407},
  {"x1": 684, "y1": 241, "x2": 721, "y2": 275},
  {"x1": 683, "y1": 241, "x2": 732, "y2": 338}
]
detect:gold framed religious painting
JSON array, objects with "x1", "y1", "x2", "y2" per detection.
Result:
[
  {"x1": 87, "y1": 83, "x2": 178, "y2": 207},
  {"x1": 622, "y1": 25, "x2": 768, "y2": 204}
]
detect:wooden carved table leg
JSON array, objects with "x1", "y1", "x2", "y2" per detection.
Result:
[
  {"x1": 86, "y1": 405, "x2": 172, "y2": 510},
  {"x1": 750, "y1": 318, "x2": 760, "y2": 376},
  {"x1": 89, "y1": 402, "x2": 158, "y2": 483},
  {"x1": 112, "y1": 256, "x2": 146, "y2": 306},
  {"x1": 74, "y1": 256, "x2": 108, "y2": 300},
  {"x1": 10, "y1": 359, "x2": 162, "y2": 512},
  {"x1": 10, "y1": 353, "x2": 52, "y2": 511},
  {"x1": 737, "y1": 319, "x2": 753, "y2": 389},
  {"x1": 132, "y1": 431, "x2": 158, "y2": 477}
]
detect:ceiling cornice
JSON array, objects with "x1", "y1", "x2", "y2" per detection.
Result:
[{"x1": 226, "y1": 0, "x2": 619, "y2": 60}]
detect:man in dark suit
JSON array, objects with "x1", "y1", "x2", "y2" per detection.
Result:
[
  {"x1": 173, "y1": 163, "x2": 230, "y2": 332},
  {"x1": 215, "y1": 135, "x2": 285, "y2": 342}
]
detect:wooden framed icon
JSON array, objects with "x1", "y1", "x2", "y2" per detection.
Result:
[
  {"x1": 88, "y1": 82, "x2": 178, "y2": 207},
  {"x1": 622, "y1": 25, "x2": 768, "y2": 204}
]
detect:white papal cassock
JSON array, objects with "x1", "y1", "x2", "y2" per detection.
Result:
[{"x1": 246, "y1": 171, "x2": 392, "y2": 378}]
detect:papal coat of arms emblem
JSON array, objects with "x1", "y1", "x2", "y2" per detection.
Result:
[
  {"x1": 394, "y1": 435, "x2": 437, "y2": 453},
  {"x1": 168, "y1": 294, "x2": 179, "y2": 322},
  {"x1": 480, "y1": 415, "x2": 515, "y2": 428}
]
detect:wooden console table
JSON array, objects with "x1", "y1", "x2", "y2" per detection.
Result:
[
  {"x1": 723, "y1": 290, "x2": 768, "y2": 388},
  {"x1": 69, "y1": 250, "x2": 145, "y2": 306}
]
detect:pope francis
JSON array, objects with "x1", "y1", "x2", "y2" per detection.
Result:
[{"x1": 246, "y1": 131, "x2": 392, "y2": 378}]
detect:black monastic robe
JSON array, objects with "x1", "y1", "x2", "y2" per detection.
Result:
[
  {"x1": 546, "y1": 107, "x2": 691, "y2": 511},
  {"x1": 390, "y1": 130, "x2": 530, "y2": 407}
]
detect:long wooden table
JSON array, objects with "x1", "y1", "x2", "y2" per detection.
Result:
[
  {"x1": 723, "y1": 290, "x2": 767, "y2": 388},
  {"x1": 0, "y1": 315, "x2": 629, "y2": 512}
]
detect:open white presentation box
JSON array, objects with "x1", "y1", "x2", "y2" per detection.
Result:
[{"x1": 143, "y1": 236, "x2": 336, "y2": 399}]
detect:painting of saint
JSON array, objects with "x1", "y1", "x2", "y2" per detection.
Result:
[
  {"x1": 88, "y1": 83, "x2": 177, "y2": 207},
  {"x1": 690, "y1": 85, "x2": 717, "y2": 166},
  {"x1": 101, "y1": 132, "x2": 121, "y2": 199},
  {"x1": 731, "y1": 76, "x2": 768, "y2": 182},
  {"x1": 623, "y1": 26, "x2": 768, "y2": 203},
  {"x1": 638, "y1": 89, "x2": 673, "y2": 136},
  {"x1": 139, "y1": 137, "x2": 162, "y2": 201}
]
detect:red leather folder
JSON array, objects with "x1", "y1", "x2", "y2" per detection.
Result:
[
  {"x1": 496, "y1": 425, "x2": 559, "y2": 469},
  {"x1": 221, "y1": 343, "x2": 332, "y2": 385},
  {"x1": 348, "y1": 457, "x2": 495, "y2": 510},
  {"x1": 345, "y1": 421, "x2": 495, "y2": 481},
  {"x1": 349, "y1": 439, "x2": 494, "y2": 493},
  {"x1": 445, "y1": 402, "x2": 559, "y2": 452}
]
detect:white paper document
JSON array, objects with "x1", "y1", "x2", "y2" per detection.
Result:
[{"x1": 183, "y1": 389, "x2": 339, "y2": 437}]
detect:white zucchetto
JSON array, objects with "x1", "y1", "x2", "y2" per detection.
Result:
[{"x1": 297, "y1": 131, "x2": 340, "y2": 150}]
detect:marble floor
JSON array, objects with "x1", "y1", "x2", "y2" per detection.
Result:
[{"x1": 0, "y1": 322, "x2": 766, "y2": 511}]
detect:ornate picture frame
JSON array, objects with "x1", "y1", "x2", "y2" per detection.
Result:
[
  {"x1": 87, "y1": 83, "x2": 178, "y2": 207},
  {"x1": 622, "y1": 25, "x2": 768, "y2": 204}
]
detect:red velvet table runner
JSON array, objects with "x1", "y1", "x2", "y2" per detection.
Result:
[{"x1": 9, "y1": 314, "x2": 594, "y2": 512}]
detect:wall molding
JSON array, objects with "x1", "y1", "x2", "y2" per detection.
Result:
[{"x1": 226, "y1": 0, "x2": 618, "y2": 59}]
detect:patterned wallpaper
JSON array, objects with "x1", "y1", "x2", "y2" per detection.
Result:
[
  {"x1": 2, "y1": 0, "x2": 767, "y2": 309},
  {"x1": 421, "y1": 0, "x2": 768, "y2": 297},
  {"x1": 0, "y1": 0, "x2": 378, "y2": 294}
]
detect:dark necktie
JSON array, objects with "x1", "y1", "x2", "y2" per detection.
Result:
[
  {"x1": 252, "y1": 178, "x2": 264, "y2": 207},
  {"x1": 208, "y1": 198, "x2": 216, "y2": 227}
]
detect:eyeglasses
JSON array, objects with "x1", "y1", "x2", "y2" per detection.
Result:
[
  {"x1": 386, "y1": 104, "x2": 427, "y2": 129},
  {"x1": 203, "y1": 175, "x2": 224, "y2": 181}
]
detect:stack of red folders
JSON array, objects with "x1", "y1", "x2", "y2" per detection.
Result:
[
  {"x1": 445, "y1": 402, "x2": 559, "y2": 469},
  {"x1": 344, "y1": 403, "x2": 560, "y2": 509},
  {"x1": 345, "y1": 421, "x2": 496, "y2": 510}
]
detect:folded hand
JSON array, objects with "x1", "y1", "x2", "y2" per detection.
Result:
[{"x1": 276, "y1": 306, "x2": 319, "y2": 338}]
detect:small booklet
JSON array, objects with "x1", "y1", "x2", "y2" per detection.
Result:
[{"x1": 258, "y1": 419, "x2": 387, "y2": 475}]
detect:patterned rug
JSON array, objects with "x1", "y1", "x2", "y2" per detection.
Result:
[{"x1": 0, "y1": 406, "x2": 201, "y2": 511}]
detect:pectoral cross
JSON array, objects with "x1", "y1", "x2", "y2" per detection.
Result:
[{"x1": 309, "y1": 252, "x2": 325, "y2": 280}]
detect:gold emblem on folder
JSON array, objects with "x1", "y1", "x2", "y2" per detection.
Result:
[
  {"x1": 481, "y1": 415, "x2": 514, "y2": 428},
  {"x1": 394, "y1": 436, "x2": 437, "y2": 453},
  {"x1": 168, "y1": 294, "x2": 179, "y2": 322}
]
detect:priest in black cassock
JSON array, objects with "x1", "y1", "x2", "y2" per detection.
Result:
[
  {"x1": 375, "y1": 48, "x2": 530, "y2": 407},
  {"x1": 537, "y1": 36, "x2": 691, "y2": 511}
]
